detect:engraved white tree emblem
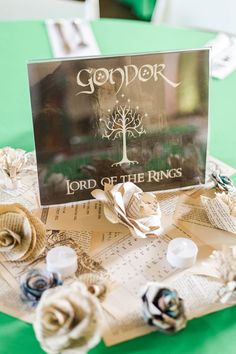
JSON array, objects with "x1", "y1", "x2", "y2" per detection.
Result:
[{"x1": 100, "y1": 98, "x2": 146, "y2": 166}]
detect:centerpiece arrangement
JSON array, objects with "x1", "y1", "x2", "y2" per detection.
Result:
[{"x1": 1, "y1": 49, "x2": 236, "y2": 354}]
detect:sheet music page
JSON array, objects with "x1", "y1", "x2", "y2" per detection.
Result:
[
  {"x1": 90, "y1": 218, "x2": 213, "y2": 346},
  {"x1": 91, "y1": 224, "x2": 198, "y2": 297},
  {"x1": 0, "y1": 229, "x2": 108, "y2": 324},
  {"x1": 0, "y1": 154, "x2": 235, "y2": 346}
]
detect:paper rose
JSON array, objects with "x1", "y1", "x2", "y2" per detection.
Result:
[
  {"x1": 91, "y1": 182, "x2": 162, "y2": 238},
  {"x1": 211, "y1": 246, "x2": 236, "y2": 304},
  {"x1": 211, "y1": 171, "x2": 235, "y2": 193},
  {"x1": 0, "y1": 147, "x2": 36, "y2": 190},
  {"x1": 21, "y1": 269, "x2": 62, "y2": 307},
  {"x1": 33, "y1": 282, "x2": 101, "y2": 354},
  {"x1": 141, "y1": 282, "x2": 187, "y2": 334},
  {"x1": 0, "y1": 203, "x2": 45, "y2": 262}
]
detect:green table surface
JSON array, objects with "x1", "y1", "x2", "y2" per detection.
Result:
[{"x1": 1, "y1": 18, "x2": 236, "y2": 354}]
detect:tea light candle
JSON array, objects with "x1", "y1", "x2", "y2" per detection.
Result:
[
  {"x1": 167, "y1": 238, "x2": 198, "y2": 268},
  {"x1": 46, "y1": 246, "x2": 78, "y2": 278}
]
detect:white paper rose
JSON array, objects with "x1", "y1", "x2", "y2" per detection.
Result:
[
  {"x1": 33, "y1": 282, "x2": 101, "y2": 354},
  {"x1": 92, "y1": 182, "x2": 162, "y2": 238},
  {"x1": 0, "y1": 147, "x2": 36, "y2": 190},
  {"x1": 0, "y1": 203, "x2": 45, "y2": 262}
]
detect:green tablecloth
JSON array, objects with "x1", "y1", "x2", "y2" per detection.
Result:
[{"x1": 0, "y1": 18, "x2": 236, "y2": 354}]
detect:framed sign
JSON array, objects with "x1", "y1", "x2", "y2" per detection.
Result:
[{"x1": 28, "y1": 49, "x2": 209, "y2": 205}]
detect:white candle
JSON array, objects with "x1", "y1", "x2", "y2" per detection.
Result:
[
  {"x1": 167, "y1": 238, "x2": 198, "y2": 268},
  {"x1": 46, "y1": 246, "x2": 78, "y2": 278}
]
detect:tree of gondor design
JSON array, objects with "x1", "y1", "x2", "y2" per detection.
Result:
[{"x1": 100, "y1": 97, "x2": 147, "y2": 167}]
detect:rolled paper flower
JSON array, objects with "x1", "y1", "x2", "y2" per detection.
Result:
[
  {"x1": 78, "y1": 273, "x2": 108, "y2": 302},
  {"x1": 33, "y1": 282, "x2": 101, "y2": 354},
  {"x1": 141, "y1": 282, "x2": 187, "y2": 334},
  {"x1": 0, "y1": 203, "x2": 45, "y2": 262},
  {"x1": 211, "y1": 171, "x2": 235, "y2": 193},
  {"x1": 91, "y1": 182, "x2": 162, "y2": 238},
  {"x1": 0, "y1": 147, "x2": 28, "y2": 179},
  {"x1": 20, "y1": 269, "x2": 62, "y2": 306}
]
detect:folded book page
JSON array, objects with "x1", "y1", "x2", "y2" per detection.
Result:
[
  {"x1": 165, "y1": 272, "x2": 226, "y2": 319},
  {"x1": 202, "y1": 195, "x2": 236, "y2": 234},
  {"x1": 0, "y1": 229, "x2": 108, "y2": 323},
  {"x1": 32, "y1": 154, "x2": 236, "y2": 232},
  {"x1": 0, "y1": 154, "x2": 235, "y2": 346},
  {"x1": 101, "y1": 272, "x2": 226, "y2": 346},
  {"x1": 91, "y1": 216, "x2": 213, "y2": 345},
  {"x1": 33, "y1": 201, "x2": 126, "y2": 234},
  {"x1": 174, "y1": 190, "x2": 236, "y2": 249}
]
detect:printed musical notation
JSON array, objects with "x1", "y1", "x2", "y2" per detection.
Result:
[{"x1": 93, "y1": 224, "x2": 194, "y2": 296}]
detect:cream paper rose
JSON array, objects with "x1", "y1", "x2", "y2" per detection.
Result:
[
  {"x1": 91, "y1": 182, "x2": 162, "y2": 238},
  {"x1": 0, "y1": 203, "x2": 45, "y2": 262},
  {"x1": 0, "y1": 147, "x2": 36, "y2": 190},
  {"x1": 33, "y1": 282, "x2": 101, "y2": 354}
]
